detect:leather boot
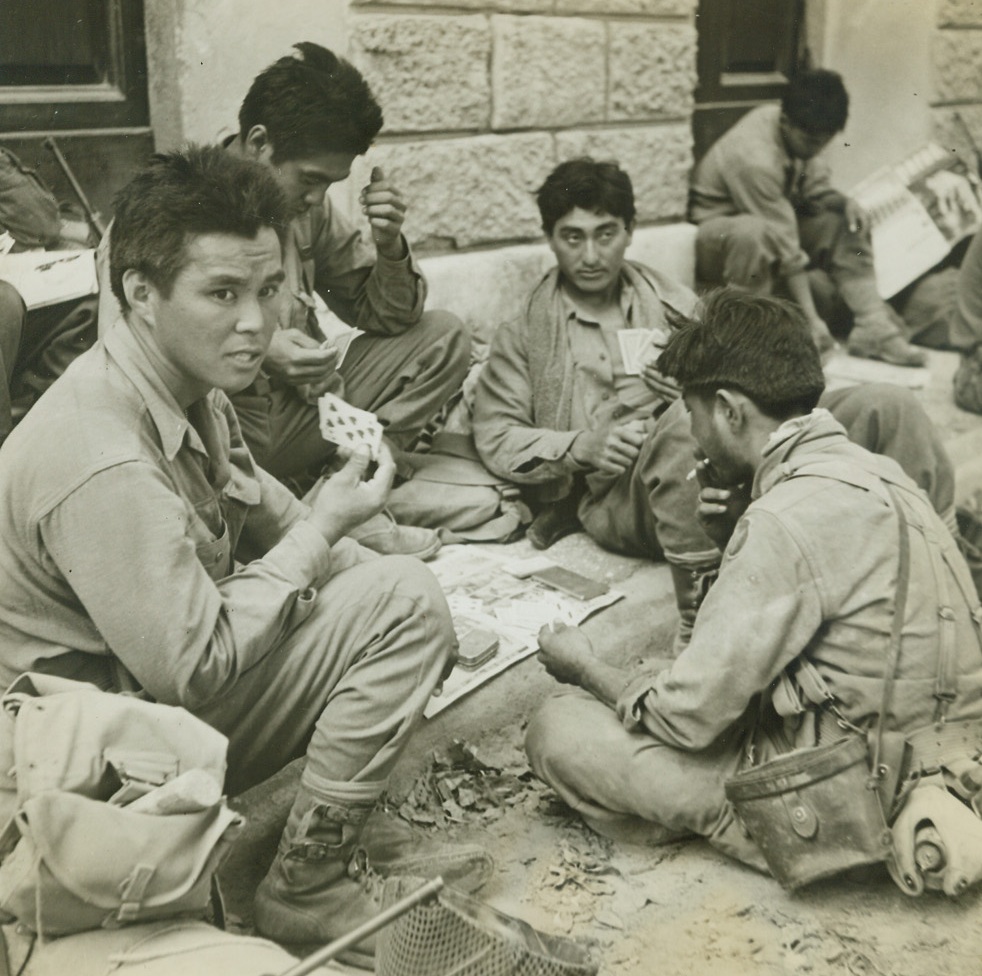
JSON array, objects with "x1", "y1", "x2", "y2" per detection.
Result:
[
  {"x1": 253, "y1": 792, "x2": 382, "y2": 969},
  {"x1": 526, "y1": 493, "x2": 582, "y2": 550},
  {"x1": 836, "y1": 270, "x2": 927, "y2": 367},
  {"x1": 847, "y1": 319, "x2": 927, "y2": 367},
  {"x1": 357, "y1": 807, "x2": 494, "y2": 893},
  {"x1": 668, "y1": 562, "x2": 718, "y2": 654},
  {"x1": 347, "y1": 509, "x2": 442, "y2": 560}
]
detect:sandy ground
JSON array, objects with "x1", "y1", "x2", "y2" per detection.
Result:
[
  {"x1": 223, "y1": 694, "x2": 982, "y2": 976},
  {"x1": 426, "y1": 729, "x2": 982, "y2": 976}
]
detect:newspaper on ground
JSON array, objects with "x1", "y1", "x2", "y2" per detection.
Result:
[
  {"x1": 851, "y1": 142, "x2": 982, "y2": 299},
  {"x1": 424, "y1": 544, "x2": 623, "y2": 718}
]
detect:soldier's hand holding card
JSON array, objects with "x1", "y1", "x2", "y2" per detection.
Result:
[{"x1": 317, "y1": 392, "x2": 385, "y2": 462}]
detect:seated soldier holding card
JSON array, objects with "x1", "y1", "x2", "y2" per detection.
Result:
[
  {"x1": 473, "y1": 158, "x2": 960, "y2": 649},
  {"x1": 0, "y1": 146, "x2": 490, "y2": 968},
  {"x1": 98, "y1": 43, "x2": 470, "y2": 559}
]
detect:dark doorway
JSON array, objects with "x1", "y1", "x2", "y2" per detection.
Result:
[{"x1": 693, "y1": 0, "x2": 807, "y2": 161}]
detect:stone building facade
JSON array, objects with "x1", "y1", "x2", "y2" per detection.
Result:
[
  {"x1": 933, "y1": 0, "x2": 982, "y2": 160},
  {"x1": 345, "y1": 1, "x2": 696, "y2": 250},
  {"x1": 143, "y1": 0, "x2": 982, "y2": 256}
]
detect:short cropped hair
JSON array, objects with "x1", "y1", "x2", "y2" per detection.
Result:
[
  {"x1": 657, "y1": 289, "x2": 826, "y2": 420},
  {"x1": 782, "y1": 69, "x2": 849, "y2": 135},
  {"x1": 110, "y1": 144, "x2": 289, "y2": 312},
  {"x1": 536, "y1": 158, "x2": 637, "y2": 237},
  {"x1": 239, "y1": 42, "x2": 383, "y2": 161}
]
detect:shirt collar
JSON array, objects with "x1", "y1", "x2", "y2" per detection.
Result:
[
  {"x1": 751, "y1": 408, "x2": 841, "y2": 498},
  {"x1": 103, "y1": 319, "x2": 201, "y2": 462},
  {"x1": 558, "y1": 269, "x2": 636, "y2": 326}
]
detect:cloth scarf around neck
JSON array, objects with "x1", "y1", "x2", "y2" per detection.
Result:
[{"x1": 523, "y1": 260, "x2": 697, "y2": 431}]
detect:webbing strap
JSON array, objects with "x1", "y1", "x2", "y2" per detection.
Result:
[
  {"x1": 919, "y1": 517, "x2": 960, "y2": 715},
  {"x1": 116, "y1": 864, "x2": 155, "y2": 923},
  {"x1": 870, "y1": 485, "x2": 912, "y2": 784},
  {"x1": 938, "y1": 534, "x2": 982, "y2": 658}
]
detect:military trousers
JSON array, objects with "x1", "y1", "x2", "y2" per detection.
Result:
[
  {"x1": 192, "y1": 541, "x2": 455, "y2": 799},
  {"x1": 233, "y1": 310, "x2": 471, "y2": 485},
  {"x1": 525, "y1": 688, "x2": 767, "y2": 870},
  {"x1": 696, "y1": 210, "x2": 892, "y2": 331}
]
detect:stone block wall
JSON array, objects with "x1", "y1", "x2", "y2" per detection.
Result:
[
  {"x1": 932, "y1": 0, "x2": 982, "y2": 161},
  {"x1": 347, "y1": 0, "x2": 697, "y2": 252}
]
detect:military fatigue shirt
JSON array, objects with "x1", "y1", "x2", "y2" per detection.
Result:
[
  {"x1": 616, "y1": 410, "x2": 982, "y2": 753},
  {"x1": 0, "y1": 321, "x2": 368, "y2": 707},
  {"x1": 689, "y1": 104, "x2": 844, "y2": 278}
]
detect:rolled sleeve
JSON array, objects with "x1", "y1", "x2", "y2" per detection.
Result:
[
  {"x1": 261, "y1": 518, "x2": 334, "y2": 590},
  {"x1": 311, "y1": 202, "x2": 425, "y2": 336}
]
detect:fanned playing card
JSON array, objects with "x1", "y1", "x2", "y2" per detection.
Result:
[
  {"x1": 317, "y1": 393, "x2": 384, "y2": 460},
  {"x1": 311, "y1": 291, "x2": 365, "y2": 367},
  {"x1": 617, "y1": 328, "x2": 669, "y2": 376}
]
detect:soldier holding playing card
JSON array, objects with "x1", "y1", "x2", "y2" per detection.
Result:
[
  {"x1": 98, "y1": 42, "x2": 470, "y2": 559},
  {"x1": 473, "y1": 158, "x2": 959, "y2": 652},
  {"x1": 0, "y1": 146, "x2": 491, "y2": 967}
]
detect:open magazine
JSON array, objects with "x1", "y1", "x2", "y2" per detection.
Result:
[
  {"x1": 0, "y1": 248, "x2": 98, "y2": 310},
  {"x1": 851, "y1": 143, "x2": 982, "y2": 299},
  {"x1": 852, "y1": 142, "x2": 982, "y2": 298}
]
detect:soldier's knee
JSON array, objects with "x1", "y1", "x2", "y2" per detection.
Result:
[
  {"x1": 383, "y1": 554, "x2": 455, "y2": 656},
  {"x1": 0, "y1": 281, "x2": 26, "y2": 335},
  {"x1": 419, "y1": 309, "x2": 471, "y2": 371},
  {"x1": 725, "y1": 213, "x2": 773, "y2": 245},
  {"x1": 525, "y1": 694, "x2": 587, "y2": 782}
]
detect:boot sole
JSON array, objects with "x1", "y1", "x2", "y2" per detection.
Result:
[
  {"x1": 375, "y1": 850, "x2": 494, "y2": 894},
  {"x1": 846, "y1": 345, "x2": 926, "y2": 368}
]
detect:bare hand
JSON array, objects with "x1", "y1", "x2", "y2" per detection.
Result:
[
  {"x1": 641, "y1": 362, "x2": 682, "y2": 401},
  {"x1": 536, "y1": 621, "x2": 593, "y2": 686},
  {"x1": 696, "y1": 482, "x2": 751, "y2": 550},
  {"x1": 305, "y1": 443, "x2": 396, "y2": 545},
  {"x1": 264, "y1": 329, "x2": 339, "y2": 389},
  {"x1": 360, "y1": 166, "x2": 408, "y2": 260},
  {"x1": 570, "y1": 419, "x2": 646, "y2": 476},
  {"x1": 845, "y1": 198, "x2": 869, "y2": 235}
]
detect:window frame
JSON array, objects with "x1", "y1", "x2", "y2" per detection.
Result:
[{"x1": 0, "y1": 0, "x2": 148, "y2": 133}]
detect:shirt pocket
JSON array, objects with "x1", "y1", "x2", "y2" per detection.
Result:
[{"x1": 193, "y1": 519, "x2": 232, "y2": 582}]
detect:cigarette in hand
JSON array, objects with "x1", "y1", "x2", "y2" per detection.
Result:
[{"x1": 687, "y1": 458, "x2": 710, "y2": 482}]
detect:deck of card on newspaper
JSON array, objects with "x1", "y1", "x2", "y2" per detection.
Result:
[
  {"x1": 617, "y1": 328, "x2": 669, "y2": 376},
  {"x1": 317, "y1": 393, "x2": 384, "y2": 460}
]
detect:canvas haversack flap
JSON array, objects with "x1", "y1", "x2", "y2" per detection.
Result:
[{"x1": 0, "y1": 674, "x2": 243, "y2": 937}]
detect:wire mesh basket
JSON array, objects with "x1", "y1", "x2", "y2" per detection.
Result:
[{"x1": 376, "y1": 879, "x2": 598, "y2": 976}]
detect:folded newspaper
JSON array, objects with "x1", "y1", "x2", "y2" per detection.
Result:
[
  {"x1": 0, "y1": 248, "x2": 98, "y2": 309},
  {"x1": 423, "y1": 545, "x2": 623, "y2": 718},
  {"x1": 850, "y1": 142, "x2": 982, "y2": 299}
]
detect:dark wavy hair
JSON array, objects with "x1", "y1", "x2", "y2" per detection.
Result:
[
  {"x1": 239, "y1": 42, "x2": 383, "y2": 161},
  {"x1": 536, "y1": 157, "x2": 636, "y2": 236},
  {"x1": 657, "y1": 289, "x2": 826, "y2": 420},
  {"x1": 110, "y1": 144, "x2": 289, "y2": 311}
]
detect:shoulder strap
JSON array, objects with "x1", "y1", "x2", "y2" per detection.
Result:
[{"x1": 870, "y1": 484, "x2": 912, "y2": 784}]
